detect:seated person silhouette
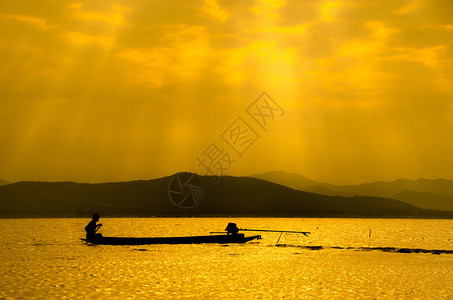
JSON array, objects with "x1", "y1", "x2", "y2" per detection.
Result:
[
  {"x1": 85, "y1": 214, "x2": 103, "y2": 240},
  {"x1": 225, "y1": 223, "x2": 239, "y2": 235}
]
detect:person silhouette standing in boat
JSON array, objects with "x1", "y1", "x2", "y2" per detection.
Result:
[{"x1": 85, "y1": 214, "x2": 103, "y2": 240}]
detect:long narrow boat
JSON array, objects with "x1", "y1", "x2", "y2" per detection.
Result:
[{"x1": 82, "y1": 233, "x2": 261, "y2": 245}]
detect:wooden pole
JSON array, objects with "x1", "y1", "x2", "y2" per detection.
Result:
[{"x1": 276, "y1": 232, "x2": 283, "y2": 244}]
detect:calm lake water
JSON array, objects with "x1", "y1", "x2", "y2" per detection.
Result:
[{"x1": 0, "y1": 218, "x2": 452, "y2": 299}]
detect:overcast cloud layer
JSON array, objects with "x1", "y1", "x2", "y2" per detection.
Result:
[{"x1": 1, "y1": 0, "x2": 452, "y2": 183}]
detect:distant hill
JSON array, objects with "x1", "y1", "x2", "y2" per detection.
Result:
[
  {"x1": 0, "y1": 174, "x2": 451, "y2": 218},
  {"x1": 250, "y1": 171, "x2": 318, "y2": 190},
  {"x1": 392, "y1": 190, "x2": 453, "y2": 211},
  {"x1": 0, "y1": 180, "x2": 10, "y2": 186},
  {"x1": 251, "y1": 171, "x2": 353, "y2": 196},
  {"x1": 250, "y1": 171, "x2": 453, "y2": 210},
  {"x1": 327, "y1": 178, "x2": 453, "y2": 199}
]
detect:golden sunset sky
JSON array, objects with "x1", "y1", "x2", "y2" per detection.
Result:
[{"x1": 1, "y1": 0, "x2": 452, "y2": 184}]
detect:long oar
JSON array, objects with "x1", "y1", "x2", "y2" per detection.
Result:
[
  {"x1": 239, "y1": 229, "x2": 310, "y2": 237},
  {"x1": 210, "y1": 229, "x2": 310, "y2": 237}
]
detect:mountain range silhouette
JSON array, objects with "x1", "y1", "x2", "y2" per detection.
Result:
[
  {"x1": 0, "y1": 173, "x2": 452, "y2": 218},
  {"x1": 251, "y1": 171, "x2": 453, "y2": 210}
]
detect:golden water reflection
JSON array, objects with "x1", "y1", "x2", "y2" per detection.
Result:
[{"x1": 0, "y1": 218, "x2": 452, "y2": 298}]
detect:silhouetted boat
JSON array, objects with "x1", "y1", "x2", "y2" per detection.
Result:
[{"x1": 82, "y1": 233, "x2": 261, "y2": 245}]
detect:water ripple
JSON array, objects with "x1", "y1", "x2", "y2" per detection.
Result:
[{"x1": 275, "y1": 244, "x2": 453, "y2": 254}]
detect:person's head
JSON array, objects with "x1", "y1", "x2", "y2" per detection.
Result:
[{"x1": 92, "y1": 214, "x2": 100, "y2": 221}]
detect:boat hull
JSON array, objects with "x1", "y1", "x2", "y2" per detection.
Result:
[{"x1": 82, "y1": 234, "x2": 261, "y2": 245}]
